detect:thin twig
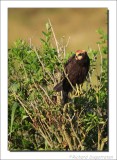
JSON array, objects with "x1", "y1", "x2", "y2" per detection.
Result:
[
  {"x1": 66, "y1": 36, "x2": 70, "y2": 48},
  {"x1": 38, "y1": 117, "x2": 53, "y2": 143},
  {"x1": 98, "y1": 44, "x2": 103, "y2": 83},
  {"x1": 31, "y1": 76, "x2": 54, "y2": 105},
  {"x1": 63, "y1": 68, "x2": 76, "y2": 92},
  {"x1": 98, "y1": 125, "x2": 101, "y2": 150},
  {"x1": 67, "y1": 114, "x2": 84, "y2": 150},
  {"x1": 44, "y1": 120, "x2": 62, "y2": 143},
  {"x1": 34, "y1": 48, "x2": 55, "y2": 83},
  {"x1": 48, "y1": 19, "x2": 59, "y2": 54},
  {"x1": 29, "y1": 38, "x2": 32, "y2": 48},
  {"x1": 100, "y1": 137, "x2": 108, "y2": 150},
  {"x1": 38, "y1": 84, "x2": 54, "y2": 105},
  {"x1": 63, "y1": 46, "x2": 66, "y2": 58},
  {"x1": 32, "y1": 80, "x2": 50, "y2": 106},
  {"x1": 32, "y1": 123, "x2": 53, "y2": 148},
  {"x1": 62, "y1": 124, "x2": 73, "y2": 150},
  {"x1": 13, "y1": 93, "x2": 33, "y2": 122}
]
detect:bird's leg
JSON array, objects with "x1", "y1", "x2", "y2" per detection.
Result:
[
  {"x1": 75, "y1": 84, "x2": 80, "y2": 96},
  {"x1": 79, "y1": 84, "x2": 83, "y2": 95},
  {"x1": 75, "y1": 84, "x2": 83, "y2": 96}
]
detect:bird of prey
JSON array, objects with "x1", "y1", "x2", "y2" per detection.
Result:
[{"x1": 54, "y1": 50, "x2": 90, "y2": 105}]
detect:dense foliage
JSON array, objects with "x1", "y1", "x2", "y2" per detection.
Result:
[{"x1": 8, "y1": 23, "x2": 108, "y2": 151}]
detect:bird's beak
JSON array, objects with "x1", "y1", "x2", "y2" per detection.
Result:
[{"x1": 75, "y1": 55, "x2": 78, "y2": 60}]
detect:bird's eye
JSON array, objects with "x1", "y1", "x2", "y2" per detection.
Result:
[{"x1": 78, "y1": 53, "x2": 82, "y2": 56}]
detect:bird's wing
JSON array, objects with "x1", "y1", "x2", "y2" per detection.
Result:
[{"x1": 64, "y1": 54, "x2": 75, "y2": 67}]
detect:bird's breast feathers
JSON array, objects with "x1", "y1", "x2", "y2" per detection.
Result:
[{"x1": 65, "y1": 58, "x2": 89, "y2": 85}]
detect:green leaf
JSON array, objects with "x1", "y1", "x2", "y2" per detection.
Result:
[
  {"x1": 42, "y1": 31, "x2": 48, "y2": 36},
  {"x1": 9, "y1": 102, "x2": 18, "y2": 135},
  {"x1": 22, "y1": 115, "x2": 29, "y2": 121},
  {"x1": 10, "y1": 83, "x2": 20, "y2": 92},
  {"x1": 40, "y1": 38, "x2": 46, "y2": 43}
]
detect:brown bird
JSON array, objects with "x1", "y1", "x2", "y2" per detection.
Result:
[{"x1": 54, "y1": 50, "x2": 90, "y2": 105}]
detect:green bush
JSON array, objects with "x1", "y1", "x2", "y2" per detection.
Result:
[{"x1": 8, "y1": 22, "x2": 108, "y2": 151}]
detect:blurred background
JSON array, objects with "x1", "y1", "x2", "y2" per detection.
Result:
[{"x1": 8, "y1": 8, "x2": 107, "y2": 51}]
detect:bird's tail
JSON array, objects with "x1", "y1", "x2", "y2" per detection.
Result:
[
  {"x1": 54, "y1": 82, "x2": 68, "y2": 105},
  {"x1": 61, "y1": 90, "x2": 68, "y2": 105},
  {"x1": 54, "y1": 81, "x2": 63, "y2": 92}
]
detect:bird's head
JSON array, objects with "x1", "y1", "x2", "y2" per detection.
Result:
[{"x1": 75, "y1": 50, "x2": 88, "y2": 60}]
